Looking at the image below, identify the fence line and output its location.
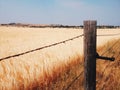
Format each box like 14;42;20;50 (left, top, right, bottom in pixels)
65;37;120;90
64;62;84;90
62;31;120;90
0;32;120;61
0;34;84;61
64;70;84;90
97;33;120;36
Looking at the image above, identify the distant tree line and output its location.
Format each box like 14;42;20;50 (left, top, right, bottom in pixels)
0;23;120;29
97;25;120;29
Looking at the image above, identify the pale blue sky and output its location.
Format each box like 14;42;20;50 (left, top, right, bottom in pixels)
0;0;120;25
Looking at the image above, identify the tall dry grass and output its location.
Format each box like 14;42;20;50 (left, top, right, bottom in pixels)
96;39;120;90
0;26;83;90
0;26;120;90
0;38;83;90
48;38;120;90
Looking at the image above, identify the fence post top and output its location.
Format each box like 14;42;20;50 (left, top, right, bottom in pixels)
84;20;97;22
84;20;97;25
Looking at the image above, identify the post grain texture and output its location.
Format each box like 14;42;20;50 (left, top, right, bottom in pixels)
84;21;97;90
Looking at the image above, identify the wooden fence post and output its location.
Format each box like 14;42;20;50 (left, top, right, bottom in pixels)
84;20;97;90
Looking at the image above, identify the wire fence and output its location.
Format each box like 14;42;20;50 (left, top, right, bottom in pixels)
1;33;120;61
65;36;120;90
0;31;120;89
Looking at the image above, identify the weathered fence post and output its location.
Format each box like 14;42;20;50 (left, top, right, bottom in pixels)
84;20;97;90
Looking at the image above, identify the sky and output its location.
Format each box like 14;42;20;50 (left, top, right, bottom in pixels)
0;0;120;25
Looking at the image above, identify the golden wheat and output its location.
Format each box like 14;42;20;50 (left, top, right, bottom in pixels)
0;26;120;90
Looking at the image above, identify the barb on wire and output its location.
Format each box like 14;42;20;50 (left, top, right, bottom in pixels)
0;34;84;61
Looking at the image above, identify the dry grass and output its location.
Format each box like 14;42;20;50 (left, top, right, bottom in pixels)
0;26;83;90
96;39;120;90
0;26;120;90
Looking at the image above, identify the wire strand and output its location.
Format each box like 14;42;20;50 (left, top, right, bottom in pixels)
0;34;83;61
64;71;84;90
100;39;120;56
97;33;120;36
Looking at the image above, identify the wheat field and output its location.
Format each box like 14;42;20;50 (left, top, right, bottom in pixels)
0;26;120;90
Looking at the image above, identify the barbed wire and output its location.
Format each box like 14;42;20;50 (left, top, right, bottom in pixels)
64;70;84;90
1;32;120;61
0;34;84;61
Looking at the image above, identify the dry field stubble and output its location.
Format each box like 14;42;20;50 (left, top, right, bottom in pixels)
0;26;120;90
